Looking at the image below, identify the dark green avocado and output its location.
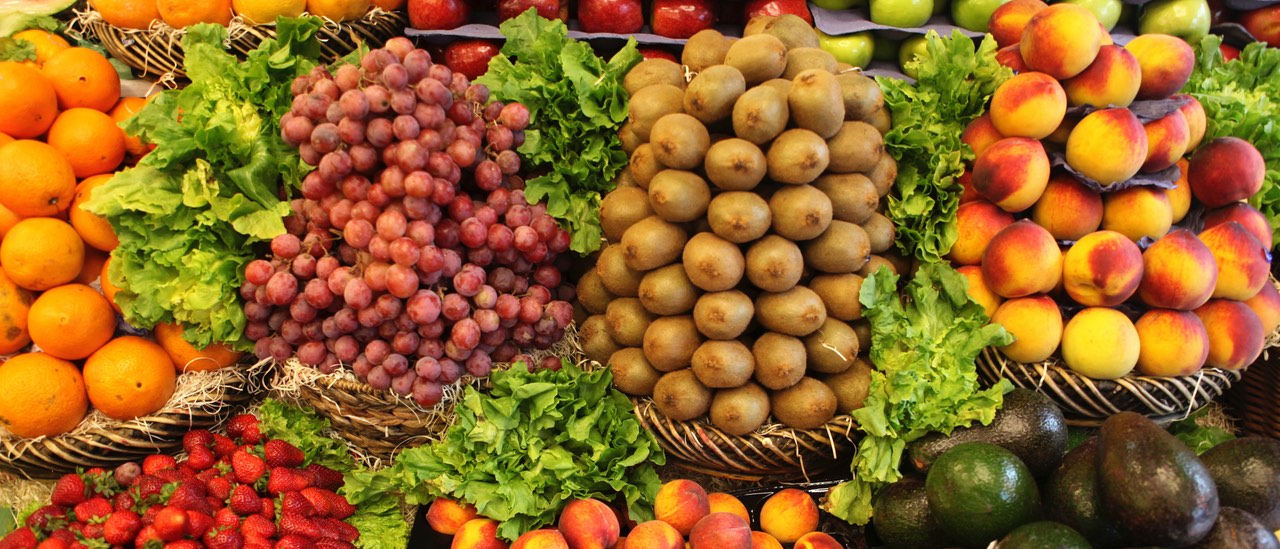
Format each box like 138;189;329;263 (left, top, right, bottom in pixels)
908;387;1069;478
1200;436;1280;531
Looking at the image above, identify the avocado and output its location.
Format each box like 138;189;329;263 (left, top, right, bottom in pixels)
908;388;1069;478
926;441;1042;548
1189;507;1280;549
1097;411;1220;547
1043;437;1126;549
996;521;1091;549
872;475;952;549
1200;437;1280;531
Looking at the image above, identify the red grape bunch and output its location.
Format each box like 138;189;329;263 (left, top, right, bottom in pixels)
241;37;576;407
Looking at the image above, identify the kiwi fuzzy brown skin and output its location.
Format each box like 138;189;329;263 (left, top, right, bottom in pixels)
710;382;771;435
649;113;711;170
862;212;896;254
707;191;772;243
851;320;871;355
684;65;747;124
683;29;734;73
576;269;616;315
788;69;846;139
629;143;665;189
803;220;871;274
752;331;807;390
760;78;793;95
628;84;685;142
610;347;663;397
857;255;898;278
642;315;703;372
638;263;701;316
803;317;860;374
745;235;805;293
836;71;885;122
766;129;831;185
732;85;789;146
596;244;645;297
823;358;872;415
783;47;837;80
682;232;746;292
866;153;898;197
768;184;834;241
770;377;838;429
621;215;688;271
755;285;828;337
600;186;655;243
613;166;640;189
704;138;767;192
606;297;655;347
624;58;687;96
652;369;713;421
866;105;892;135
826;121;884;173
809;273;864;321
618;122;641;156
647;169;712;223
580;314;623;365
691;339;756;388
814;173;879;225
723;33;788;85
742;14;776;36
762;13;820;49
693;290;755;340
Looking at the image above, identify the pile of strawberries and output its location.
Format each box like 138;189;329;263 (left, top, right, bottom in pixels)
0;414;359;549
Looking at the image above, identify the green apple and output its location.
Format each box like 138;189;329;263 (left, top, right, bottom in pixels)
951;0;1010;32
812;0;867;9
818;30;876;68
1060;0;1123;30
898;35;931;79
870;0;935;27
1138;0;1211;44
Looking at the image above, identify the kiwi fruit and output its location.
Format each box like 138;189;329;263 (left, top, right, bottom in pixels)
691;339;755;388
745;235;804;292
836;71;884;122
814;173;879;225
804;220;871;274
809;273;864;321
628;84;685;142
763;14;821;50
579;314;622;365
614;166;639;189
766;129;830;185
621;216;688;271
600;186;655;242
610;347;663;397
742;14;776;36
710;382;771;435
768;184;833;241
596;244;644;297
707;191;771;243
866;153;898;198
761;78;792;95
684;65;746;124
803;317;859;374
883;252;914;276
638;263;700;316
783;47;837;80
648;169;712;223
605;297;655;347
704;138;767;191
862;212;896;254
834;61;854;72
649;113;711;170
693;290;754;340
731;85;789;146
752;331;807;390
826;121;883;173
576;269;616;315
866;105;892;135
643;316;703;372
618;122;641;156
851;319;871;355
652;369;713;421
723;34;788;85
770;377;838;429
683;30;734;73
755;285;828;337
623;58;686;96
823;358;872;414
629;143;665;189
682;232;746;292
858;254;898;278
788;69;845;138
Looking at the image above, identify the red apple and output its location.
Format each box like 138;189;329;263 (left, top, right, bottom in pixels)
638;47;680;62
444;39;501;81
578;0;644;33
1242;5;1280;47
651;0;716;39
497;0;568;22
408;0;469;29
744;0;814;25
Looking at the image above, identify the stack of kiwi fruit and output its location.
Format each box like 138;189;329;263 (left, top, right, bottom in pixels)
576;14;904;435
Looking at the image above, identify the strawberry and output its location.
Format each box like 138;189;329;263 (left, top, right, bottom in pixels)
298;489;332;517
204;527;244;549
280;492;315;518
50;475;88;507
162;540;202;549
259;498;275;520
141;504;163;526
213;507;240;530
313;518;358;543
314;540;355;549
231;450;266;485
266;467;311;495
112;492;135;512
225;415;259;441
240;424;263;445
279;514;321;540
72;497;112;523
263;439;305;468
302;464;344;491
80;523;104;540
34;538;67;549
152;507;189;542
0;527;38;549
102;510;141;545
324;493;355;521
186;447;217;472
207;495;227;512
229;484;261;516
185;510;215;539
239;514;275;539
85;467;106;476
196;468;221;486
211;434;238;458
142;455;178;476
273;535;316;549
206;476;234;500
24;505;67;533
154;469;181;484
242;537;273;549
44;531;74;546
131;475;167;503
133;524;161;547
166;483;209;513
182;430;213;453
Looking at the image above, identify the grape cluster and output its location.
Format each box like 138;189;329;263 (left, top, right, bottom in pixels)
241;37;575;407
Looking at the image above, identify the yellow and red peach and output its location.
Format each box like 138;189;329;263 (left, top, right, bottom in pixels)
1060;307;1140;379
981;220;1064;298
951;199;1016;266
1062;230;1144;307
1031;173;1103;241
793;532;844;549
1194;299;1266;370
1141;110;1190;173
654;479;711;536
1135;308;1210;376
958;265;1004;319
452;518;510;549
428;498;481;536
1203;202;1274;250
1020;3;1104;79
1168;158;1192;223
996;44;1031;73
988;72;1068;140
1101;186;1172;242
759;489;819;544
511;529;569;549
1045;114;1081;145
707;493;751;524
958;170;982;205
1137;228;1219;310
1066;107;1149;186
624;521;684;549
1174;94;1207;150
1245;280;1280;335
962;114;1004;159
1200;221;1271;301
1125;34;1196;100
558;499;620;549
1062;44;1142;108
1188;137;1267;209
972;137;1051;212
689;513;753;549
989;0;1049;48
991;294;1064;362
751;531;785;549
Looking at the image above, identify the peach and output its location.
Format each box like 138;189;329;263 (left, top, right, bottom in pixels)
655;480;710;536
988;72;1068;140
1168;158;1192;223
1174;94;1207;150
1062;44;1142;108
958;265;1004;319
558;499;620;549
1137;229;1218;311
991;294;1064;363
962;114;1004;159
624;521;683;549
793;532;844;549
958;170;982;205
1031;173;1103;241
1019;3;1104;79
1135;308;1210;376
751;531;784;549
1203;202;1274;250
1062;230;1144;307
981;220;1064;298
707;493;751;524
996;44;1031;73
511;529;569;549
1125;33;1196;100
989;0;1048;48
950;200;1016;265
1194;299;1266;370
689;513;752;549
1101;186;1172;242
1060;306;1140;379
1065;107;1148;186
759;489;819;544
1200;221;1271;301
452;518;510;549
1188;137;1266;209
428;498;480;535
1245;280;1280;335
972;137;1051;212
1140;110;1190;173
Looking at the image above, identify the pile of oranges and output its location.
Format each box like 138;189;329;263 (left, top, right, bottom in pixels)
90;0;406;28
0;39;242;440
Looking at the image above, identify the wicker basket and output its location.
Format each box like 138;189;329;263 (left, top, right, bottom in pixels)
71;8;407;78
632;398;860;482
1227;351;1280;438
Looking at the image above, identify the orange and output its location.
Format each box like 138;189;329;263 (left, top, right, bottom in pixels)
91;0;163;29
306;0;371;21
154;322;244;372
83;336;176;421
232;0;306;24
108;96;151;158
70;175;120;252
28;283;116;360
77;248;110;285
41;47;121;112
100;257;123;313
46;108;127;178
0;62;58;138
0;269;34;354
0;203;20;239
11;29;71;66
0;352;88;438
0;218;85;291
0;132;12;147
0;140;77;217
157;0;234;27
